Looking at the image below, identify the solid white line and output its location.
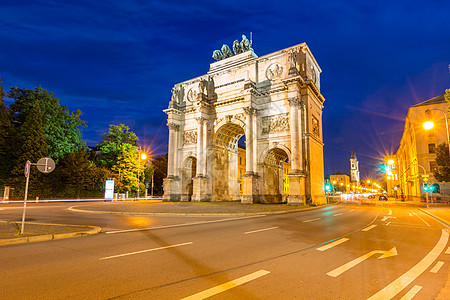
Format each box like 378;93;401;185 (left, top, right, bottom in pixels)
388;209;392;215
362;225;377;232
430;261;444;273
100;242;193;260
333;213;344;216
446;247;450;254
368;229;449;300
413;212;430;227
317;238;349;251
105;215;266;234
244;226;279;235
399;285;422;300
302;218;321;223
181;270;270;300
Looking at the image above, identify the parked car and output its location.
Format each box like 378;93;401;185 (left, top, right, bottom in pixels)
368;195;375;199
379;195;388;201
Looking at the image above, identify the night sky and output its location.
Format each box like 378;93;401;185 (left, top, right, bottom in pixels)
1;1;449;180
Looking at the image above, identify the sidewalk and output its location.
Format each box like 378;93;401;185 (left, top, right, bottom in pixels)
0;220;101;246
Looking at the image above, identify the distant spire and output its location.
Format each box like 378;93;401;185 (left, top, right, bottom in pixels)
250;32;252;47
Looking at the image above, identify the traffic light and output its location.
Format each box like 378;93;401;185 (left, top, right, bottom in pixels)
325;183;332;192
429;184;435;192
423;184;429;192
383;165;391;172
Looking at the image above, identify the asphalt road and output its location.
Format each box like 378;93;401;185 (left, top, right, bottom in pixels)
1;202;450;299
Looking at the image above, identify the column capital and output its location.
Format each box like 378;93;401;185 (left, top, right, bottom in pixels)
288;97;301;107
243;107;255;115
195;116;206;124
167;122;180;131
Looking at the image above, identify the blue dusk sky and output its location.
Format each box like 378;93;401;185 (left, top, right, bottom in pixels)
1;0;449;179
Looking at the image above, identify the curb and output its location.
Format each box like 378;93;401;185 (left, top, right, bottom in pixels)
418;209;450;228
0;222;102;246
68;203;332;217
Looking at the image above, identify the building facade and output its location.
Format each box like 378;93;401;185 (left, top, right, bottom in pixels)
386;94;449;200
330;172;350;193
163;38;326;204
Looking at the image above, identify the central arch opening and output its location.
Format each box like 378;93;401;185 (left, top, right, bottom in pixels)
181;156;196;201
263;148;290;203
212;122;245;201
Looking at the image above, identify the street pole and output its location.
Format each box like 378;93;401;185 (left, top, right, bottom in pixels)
20;173;30;234
151;174;154;197
137;148;141;200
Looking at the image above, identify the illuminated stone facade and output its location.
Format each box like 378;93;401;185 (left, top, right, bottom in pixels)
163;42;326;204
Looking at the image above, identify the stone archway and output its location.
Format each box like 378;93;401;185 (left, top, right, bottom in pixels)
262;148;290;203
180;156;196;201
212;122;245;201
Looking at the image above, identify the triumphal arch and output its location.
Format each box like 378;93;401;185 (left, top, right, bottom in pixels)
163;36;326;205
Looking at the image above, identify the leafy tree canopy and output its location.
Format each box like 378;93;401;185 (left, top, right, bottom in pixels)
7;86;86;161
98;124;138;169
433;142;450;182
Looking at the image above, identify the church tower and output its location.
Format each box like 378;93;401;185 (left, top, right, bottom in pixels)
350;151;360;185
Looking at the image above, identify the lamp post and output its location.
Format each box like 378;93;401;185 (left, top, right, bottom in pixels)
137;149;147;199
423;108;450;157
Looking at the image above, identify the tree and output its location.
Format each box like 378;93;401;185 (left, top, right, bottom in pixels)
433;143;450;182
97;124;138;169
7;86;86;161
151;154;168;195
0;77;11;185
111;143;145;195
54;148;111;198
9;101;48;197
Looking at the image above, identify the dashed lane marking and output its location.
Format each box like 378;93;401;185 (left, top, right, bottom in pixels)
100;242;193;260
399;285;422;300
388;209;392;215
333;213;344;216
409;213;413;217
446;247;450;254
302;218;321;223
181;270;270;300
362;225;377;232
244;227;279;235
430;261;444;273
316;238;349;251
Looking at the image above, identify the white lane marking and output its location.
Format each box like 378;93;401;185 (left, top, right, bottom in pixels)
386;222;391;226
368;229;449;300
362;225;377;232
399;285;422;300
430;261;444;273
244;226;279;235
302;218;321;223
333;213;344;216
105;215;265;234
381;216;396;222
446;247;450;254
388;209;392;215
327;247;397;277
317;238;349;251
409;213;413;217
100;242;193;260
181;270;270;300
349;209;355;212
412;212;430;227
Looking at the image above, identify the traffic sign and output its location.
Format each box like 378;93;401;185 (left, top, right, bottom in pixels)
24;160;31;177
37;157;55;173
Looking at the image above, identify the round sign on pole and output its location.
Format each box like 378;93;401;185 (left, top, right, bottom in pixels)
24;160;31;177
37;157;55;173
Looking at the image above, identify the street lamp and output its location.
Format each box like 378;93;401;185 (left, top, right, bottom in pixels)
137;149;147;199
423;108;450;157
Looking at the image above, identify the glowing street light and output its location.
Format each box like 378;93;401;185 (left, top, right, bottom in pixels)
423;109;450;157
137;149;148;199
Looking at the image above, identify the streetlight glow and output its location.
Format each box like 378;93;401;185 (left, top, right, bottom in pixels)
423;121;434;130
387;159;394;165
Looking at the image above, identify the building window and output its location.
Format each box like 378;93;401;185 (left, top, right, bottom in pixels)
428;143;436;154
430;161;437;173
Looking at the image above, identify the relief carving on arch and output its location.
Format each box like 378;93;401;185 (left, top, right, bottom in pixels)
183;130;198;145
262;113;290;134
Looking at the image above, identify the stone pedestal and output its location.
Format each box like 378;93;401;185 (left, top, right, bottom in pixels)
287;173;306;204
192;176;210;202
163;177;181;202
242;174;260;203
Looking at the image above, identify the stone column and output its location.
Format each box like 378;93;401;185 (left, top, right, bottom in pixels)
244;107;253;174
288;97;300;172
252;109;258;174
167;122;179;177
195;117;205;176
